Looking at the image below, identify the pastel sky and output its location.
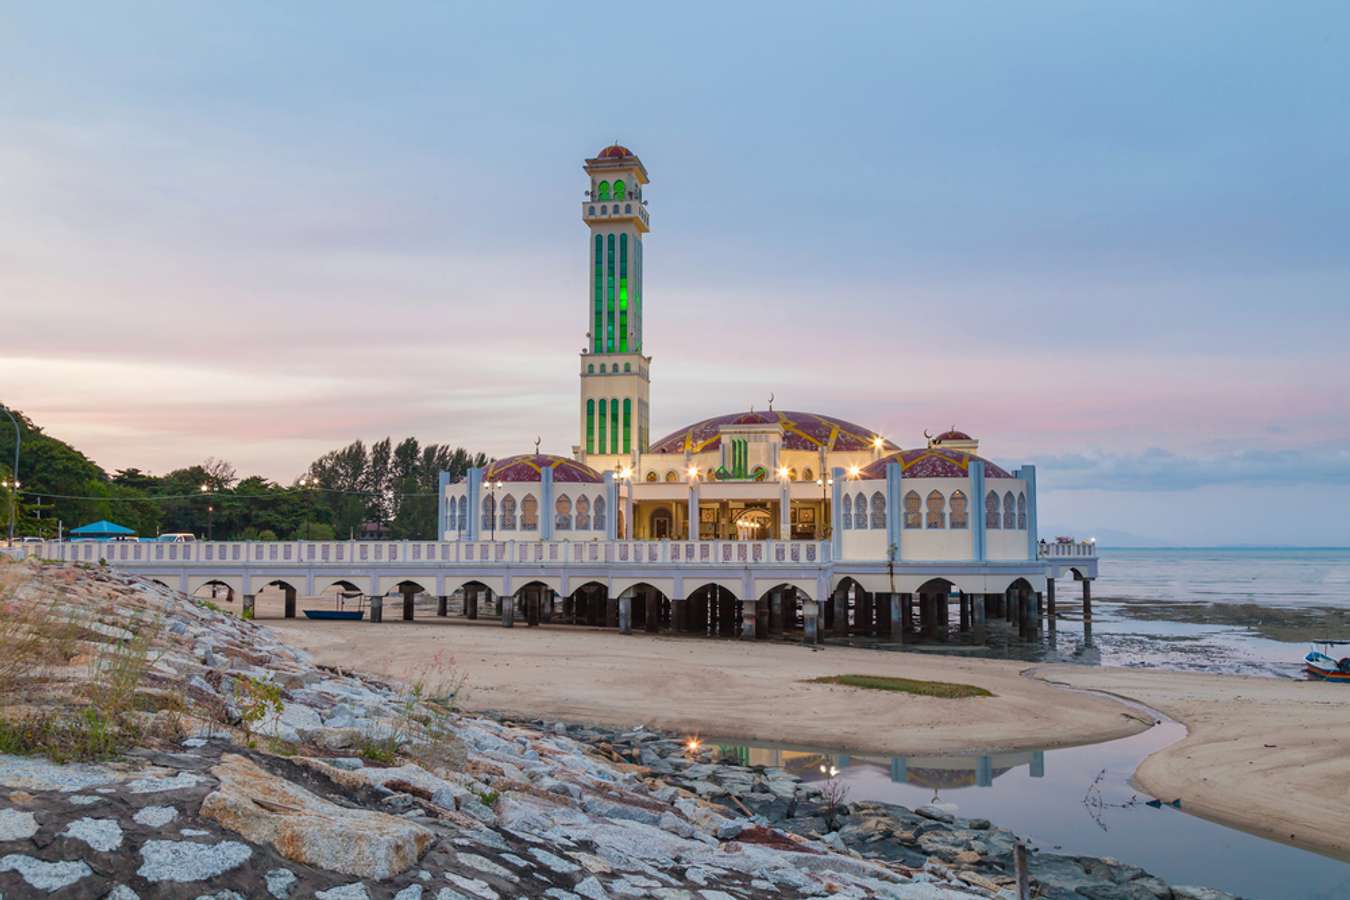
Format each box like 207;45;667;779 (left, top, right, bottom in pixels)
2;2;1348;545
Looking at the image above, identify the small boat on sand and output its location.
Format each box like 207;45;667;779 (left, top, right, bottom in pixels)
1304;641;1350;682
303;591;365;622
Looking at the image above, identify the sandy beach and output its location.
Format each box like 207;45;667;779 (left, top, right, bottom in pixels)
257;594;1350;860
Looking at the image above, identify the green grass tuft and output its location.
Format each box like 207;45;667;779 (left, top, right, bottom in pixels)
805;674;992;699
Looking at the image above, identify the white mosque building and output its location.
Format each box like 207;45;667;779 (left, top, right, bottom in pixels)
435;144;1097;641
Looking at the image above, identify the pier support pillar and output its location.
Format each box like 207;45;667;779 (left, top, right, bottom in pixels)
803;599;820;644
972;592;987;641
958;592;970;633
672;597;686;632
740;599;757;640
242;594;256;621
401;585;417;621
901;594;913;642
368;595;382;624
437;595;448;617
501;594;514;628
876;592;892;639
1082;578;1093;621
606;595;618;628
769;590;784;637
1035;591;1044;627
887;594;903;641
1046;578;1056;621
283;586;296;619
645;589;659;633
619;595;632;634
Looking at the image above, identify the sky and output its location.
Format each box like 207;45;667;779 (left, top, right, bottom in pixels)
2;1;1348;545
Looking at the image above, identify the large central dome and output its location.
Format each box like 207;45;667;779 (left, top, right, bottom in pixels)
648;410;897;455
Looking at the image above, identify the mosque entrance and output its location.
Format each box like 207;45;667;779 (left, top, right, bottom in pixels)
735;508;773;540
650;508;673;539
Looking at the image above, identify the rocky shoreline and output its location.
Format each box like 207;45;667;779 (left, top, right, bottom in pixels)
0;560;1238;898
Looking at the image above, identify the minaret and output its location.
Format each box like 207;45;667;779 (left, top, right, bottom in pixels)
577;144;651;465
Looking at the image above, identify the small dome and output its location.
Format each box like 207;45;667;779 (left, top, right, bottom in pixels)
597;144;633;159
649;410;896;454
484;454;603;484
859;448;1013;480
935;429;972;441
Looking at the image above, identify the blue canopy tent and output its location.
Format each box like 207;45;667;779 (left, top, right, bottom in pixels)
68;519;137;541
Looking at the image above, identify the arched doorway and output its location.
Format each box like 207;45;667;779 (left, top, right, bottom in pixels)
734;508;772;540
686;583;742;637
566;581;610;627
915;578;956;642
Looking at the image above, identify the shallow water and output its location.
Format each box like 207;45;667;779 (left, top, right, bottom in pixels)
1096;547;1350;609
716;725;1350;900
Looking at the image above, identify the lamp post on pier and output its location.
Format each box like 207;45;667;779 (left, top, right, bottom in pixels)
199;484;214;541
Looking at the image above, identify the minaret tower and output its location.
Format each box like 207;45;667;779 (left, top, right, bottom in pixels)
577;144;651;466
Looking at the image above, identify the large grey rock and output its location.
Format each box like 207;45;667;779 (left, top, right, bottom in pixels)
133;805;179;828
137;839;253;882
200;754;433;880
1172;888;1239;900
126;771;202;794
0;754;116;792
0;808;39;841
315;883;372;900
61;815;124;852
266;867;298;898
0;853;93;890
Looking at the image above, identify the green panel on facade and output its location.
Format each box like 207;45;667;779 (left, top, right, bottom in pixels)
586;399;595;454
598;398;607;454
592;234;603;353
623;398;631;454
606;234;615;353
619;234;628;353
611;398;619;454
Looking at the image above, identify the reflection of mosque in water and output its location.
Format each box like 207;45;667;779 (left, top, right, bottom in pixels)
721;745;1046;790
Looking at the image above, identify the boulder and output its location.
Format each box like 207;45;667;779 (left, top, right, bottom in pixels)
200;753;434;880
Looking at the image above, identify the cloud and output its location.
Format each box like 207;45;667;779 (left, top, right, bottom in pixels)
1038;447;1350;492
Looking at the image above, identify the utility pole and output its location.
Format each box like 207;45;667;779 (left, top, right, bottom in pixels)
1;405;19;547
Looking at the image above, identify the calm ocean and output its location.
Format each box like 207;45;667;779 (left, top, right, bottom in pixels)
1094;547;1350;608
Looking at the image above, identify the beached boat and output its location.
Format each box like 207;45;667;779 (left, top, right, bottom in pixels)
1304;642;1350;682
303;591;364;622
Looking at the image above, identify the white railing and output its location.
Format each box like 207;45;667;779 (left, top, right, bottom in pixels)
1037;540;1097;559
37;539;830;568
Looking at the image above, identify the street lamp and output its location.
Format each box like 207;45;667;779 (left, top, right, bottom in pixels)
297;475;316;540
814;474;834;540
1;405;19;547
199;484;213;541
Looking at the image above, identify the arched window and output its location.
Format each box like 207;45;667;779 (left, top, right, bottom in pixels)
587;363;594;373
870;491;886;529
612;363;620;373
1003;491;1016;530
788;467;798;480
481;495;495;530
926;490;946;529
593;495;607;531
624;362;631;372
1017;492;1027;530
645;471;657;482
447;496;457;532
853;493;868;530
842;494;853;529
575;494;591;529
597;181;610;201
500;494;517;530
665;471;678;482
613;179;625;200
601;205;608;215
625;203;632;213
588;205;595;215
458;496;468;532
903;490;922;529
802;468;814;482
986;491;1000;529
555;494;572;530
949;490;968;529
520;495;538;530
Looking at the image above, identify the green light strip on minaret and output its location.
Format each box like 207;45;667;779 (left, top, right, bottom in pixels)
623;398;631;454
586;399;595;454
606;234;615;353
592;234;603;353
598;398;607;453
634;239;642;352
611;398;619;454
619;234;628;353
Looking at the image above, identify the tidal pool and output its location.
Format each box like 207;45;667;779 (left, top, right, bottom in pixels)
714;723;1350;900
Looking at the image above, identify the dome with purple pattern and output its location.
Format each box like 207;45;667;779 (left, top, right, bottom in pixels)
649;410;896;455
484;454;603;484
859;448;1013;480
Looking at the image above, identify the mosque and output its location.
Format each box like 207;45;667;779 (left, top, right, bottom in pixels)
443;144;1036;557
435;144;1096;641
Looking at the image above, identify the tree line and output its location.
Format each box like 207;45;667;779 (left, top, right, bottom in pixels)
0;407;486;541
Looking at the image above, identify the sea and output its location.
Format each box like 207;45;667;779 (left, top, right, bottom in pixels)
962;547;1350;678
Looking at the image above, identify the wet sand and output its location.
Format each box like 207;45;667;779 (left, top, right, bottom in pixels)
258;595;1145;757
1032;664;1350;860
